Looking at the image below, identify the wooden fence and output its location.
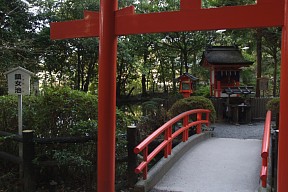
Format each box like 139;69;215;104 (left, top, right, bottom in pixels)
0;130;94;192
0;128;138;191
211;97;277;122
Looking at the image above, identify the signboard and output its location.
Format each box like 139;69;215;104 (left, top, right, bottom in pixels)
258;77;269;91
4;67;34;95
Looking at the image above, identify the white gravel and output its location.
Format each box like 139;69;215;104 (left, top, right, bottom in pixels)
211;121;265;140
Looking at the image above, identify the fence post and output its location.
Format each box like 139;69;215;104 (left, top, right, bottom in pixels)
127;125;138;187
272;129;279;190
22;130;35;192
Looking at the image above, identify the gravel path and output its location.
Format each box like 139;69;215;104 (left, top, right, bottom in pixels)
211;121;266;140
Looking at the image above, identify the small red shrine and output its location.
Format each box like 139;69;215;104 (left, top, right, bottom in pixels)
200;46;253;97
175;72;198;98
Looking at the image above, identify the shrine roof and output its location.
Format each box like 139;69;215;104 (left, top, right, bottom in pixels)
200;46;254;66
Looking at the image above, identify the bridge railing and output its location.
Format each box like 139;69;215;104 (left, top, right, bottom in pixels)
260;110;272;188
134;109;211;180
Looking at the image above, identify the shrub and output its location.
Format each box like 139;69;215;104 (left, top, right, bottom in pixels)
0;86;132;191
266;98;280;113
167;96;216;122
193;85;210;97
136;98;168;138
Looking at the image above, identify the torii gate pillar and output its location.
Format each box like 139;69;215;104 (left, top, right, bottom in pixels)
97;0;117;191
278;1;288;191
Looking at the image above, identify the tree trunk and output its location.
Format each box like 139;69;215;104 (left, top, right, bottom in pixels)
171;57;177;93
273;50;278;97
256;29;263;98
116;59;124;98
180;52;184;75
142;52;148;96
83;56;96;92
141;74;147;96
76;48;81;90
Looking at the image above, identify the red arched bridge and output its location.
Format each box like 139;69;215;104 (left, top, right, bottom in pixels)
133;109;272;192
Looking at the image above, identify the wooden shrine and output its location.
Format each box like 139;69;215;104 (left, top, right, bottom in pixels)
200;46;253;97
175;72;198;98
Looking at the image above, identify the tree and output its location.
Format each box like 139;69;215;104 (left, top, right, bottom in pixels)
33;0;100;90
0;0;37;95
262;28;281;97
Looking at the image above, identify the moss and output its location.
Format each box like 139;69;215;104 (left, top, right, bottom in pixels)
167;96;216;122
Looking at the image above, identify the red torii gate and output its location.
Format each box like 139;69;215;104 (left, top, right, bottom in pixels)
50;0;288;191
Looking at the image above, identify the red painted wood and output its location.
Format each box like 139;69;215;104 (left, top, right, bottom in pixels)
134;109;210;179
260;111;271;188
261;111;271;160
261;166;267;187
51;2;284;40
50;11;99;40
180;0;201;10
97;0;117;191
116;3;283;35
196;113;202;134
278;1;288;191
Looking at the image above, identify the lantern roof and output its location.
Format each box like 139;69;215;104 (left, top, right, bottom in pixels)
175;72;198;82
200;46;253;66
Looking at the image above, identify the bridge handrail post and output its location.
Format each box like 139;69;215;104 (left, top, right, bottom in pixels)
143;147;148;180
206;112;210;127
164;125;172;157
196;112;202;134
183;115;189;142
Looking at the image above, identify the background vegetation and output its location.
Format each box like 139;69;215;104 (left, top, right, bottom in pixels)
0;0;282;98
0;87;132;191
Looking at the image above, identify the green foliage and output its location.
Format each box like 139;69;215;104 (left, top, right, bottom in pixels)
136;98;167;137
0;86;133;190
142;98;164;115
204;0;255;7
52;149;92;168
0;95;18;131
266;98;280;113
193;85;210;97
22;86;97;137
167;96;216;122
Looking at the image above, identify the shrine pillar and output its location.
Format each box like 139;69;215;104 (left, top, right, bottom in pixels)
97;0;118;191
278;0;288;191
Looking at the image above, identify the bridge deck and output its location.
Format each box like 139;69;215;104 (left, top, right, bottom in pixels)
151;123;264;192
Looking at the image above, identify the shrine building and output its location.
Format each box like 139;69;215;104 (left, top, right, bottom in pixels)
200;46;253;97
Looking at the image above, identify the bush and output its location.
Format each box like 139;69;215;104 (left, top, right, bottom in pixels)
0;95;18;132
167;96;216;122
266;98;280;113
136;98;168;139
0;86;132;191
193;85;210;97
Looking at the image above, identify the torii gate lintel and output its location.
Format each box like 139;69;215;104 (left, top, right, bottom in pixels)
51;0;284;40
